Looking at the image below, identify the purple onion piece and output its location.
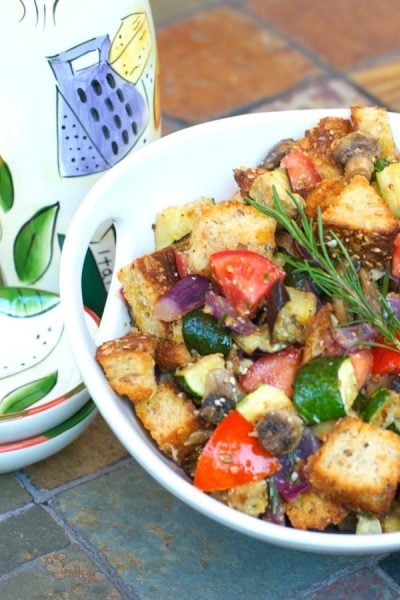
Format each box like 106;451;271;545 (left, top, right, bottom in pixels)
274;428;321;502
154;275;211;321
204;290;258;335
330;322;377;351
263;477;286;526
386;294;400;319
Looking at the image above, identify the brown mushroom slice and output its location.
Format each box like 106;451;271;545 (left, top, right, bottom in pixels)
259;138;297;170
256;408;304;455
332;132;379;182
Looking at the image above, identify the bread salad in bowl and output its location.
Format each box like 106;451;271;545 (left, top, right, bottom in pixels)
58;105;400;552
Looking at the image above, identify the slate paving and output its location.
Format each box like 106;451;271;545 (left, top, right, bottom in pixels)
2;1;400;598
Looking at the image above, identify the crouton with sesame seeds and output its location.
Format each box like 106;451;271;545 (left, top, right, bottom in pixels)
306;416;400;516
96;329;158;402
134;379;202;462
321;175;400;271
298;116;353;179
351;105;398;160
187;198;277;276
118;246;180;339
284;489;349;531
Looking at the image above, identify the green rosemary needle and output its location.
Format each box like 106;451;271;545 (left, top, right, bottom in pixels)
245;188;400;351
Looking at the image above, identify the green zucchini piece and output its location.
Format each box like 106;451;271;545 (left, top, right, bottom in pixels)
175;353;225;400
360;387;400;428
356;513;382;535
236;384;293;424
293;356;357;424
182;309;232;356
376;162;400;218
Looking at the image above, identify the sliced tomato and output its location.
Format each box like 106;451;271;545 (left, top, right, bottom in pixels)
392;233;400;278
372;334;400;375
174;250;190;278
281;146;321;194
210;249;285;316
350;349;373;389
193;410;280;492
239;346;302;398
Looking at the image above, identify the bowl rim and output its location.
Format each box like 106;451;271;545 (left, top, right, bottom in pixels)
60;108;400;554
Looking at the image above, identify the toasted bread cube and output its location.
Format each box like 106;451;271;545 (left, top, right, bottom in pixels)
118;246;179;338
284;489;348;531
187;199;276;275
154;197;214;249
96;330;157;402
351;105;398;160
233;166;268;198
322;175;400;270
155;338;193;372
135;380;201;461
214;480;268;517
299;116;352;179
306;416;400;516
305;177;345;218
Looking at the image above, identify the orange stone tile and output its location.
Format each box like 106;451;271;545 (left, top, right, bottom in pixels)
24;414;128;490
351;57;400;111
157;7;319;123
247;0;400;70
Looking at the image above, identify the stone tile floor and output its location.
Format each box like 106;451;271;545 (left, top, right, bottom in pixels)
2;1;400;598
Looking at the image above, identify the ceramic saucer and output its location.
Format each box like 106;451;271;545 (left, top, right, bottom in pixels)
0;287;99;443
0;399;97;473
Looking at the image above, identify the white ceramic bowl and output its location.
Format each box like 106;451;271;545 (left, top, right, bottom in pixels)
59;109;400;554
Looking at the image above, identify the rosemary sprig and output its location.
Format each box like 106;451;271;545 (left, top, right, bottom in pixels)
245;189;400;351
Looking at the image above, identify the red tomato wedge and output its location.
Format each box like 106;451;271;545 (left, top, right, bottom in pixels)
210;249;285;316
239;346;302;398
350;349;373;389
372;334;400;375
193;410;280;492
392;233;400;278
281;146;321;193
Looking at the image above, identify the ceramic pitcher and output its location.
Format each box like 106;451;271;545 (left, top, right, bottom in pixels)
0;0;160;314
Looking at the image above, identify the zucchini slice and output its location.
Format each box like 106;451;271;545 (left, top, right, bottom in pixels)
360;387;400;428
376;162;400;218
293;356;357;424
182;309;232;356
175;353;225;400
236;383;293;424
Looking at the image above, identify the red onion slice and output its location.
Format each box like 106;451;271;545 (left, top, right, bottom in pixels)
386;294;400;319
330;323;377;351
204;290;258;335
154;275;211;321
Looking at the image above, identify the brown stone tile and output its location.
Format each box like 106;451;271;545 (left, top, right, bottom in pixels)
151;0;219;27
24;414;128;489
247;0;400;70
252;79;371;111
351;56;400;111
157;7;319;123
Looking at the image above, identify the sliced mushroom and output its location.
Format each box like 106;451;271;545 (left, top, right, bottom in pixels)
256;408;304;455
259;138;297;170
332;132;379;181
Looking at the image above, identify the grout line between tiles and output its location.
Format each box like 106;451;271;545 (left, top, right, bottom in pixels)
43;502;140;600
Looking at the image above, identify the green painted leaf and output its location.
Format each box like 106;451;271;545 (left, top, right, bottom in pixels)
14;203;60;284
0;287;59;317
0;371;58;415
0;156;14;212
58;233;107;316
44;399;95;438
